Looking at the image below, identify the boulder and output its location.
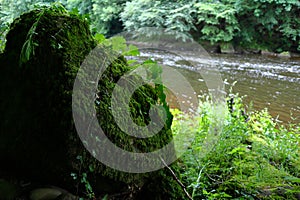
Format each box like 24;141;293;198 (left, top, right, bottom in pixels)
0;5;183;199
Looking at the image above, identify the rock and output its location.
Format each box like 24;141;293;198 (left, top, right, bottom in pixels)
30;188;62;200
30;187;77;200
0;6;96;187
0;5;184;199
278;51;291;58
261;50;278;57
220;43;235;54
261;50;293;58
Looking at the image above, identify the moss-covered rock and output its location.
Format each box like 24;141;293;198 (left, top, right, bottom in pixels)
0;5;183;199
0;5;96;187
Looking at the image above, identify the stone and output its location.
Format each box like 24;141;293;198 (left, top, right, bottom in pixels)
30;188;62;200
261;50;278;57
278;51;291;58
220;42;235;54
0;5;184;199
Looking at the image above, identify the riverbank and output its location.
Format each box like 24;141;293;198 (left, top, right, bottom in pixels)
199;41;300;59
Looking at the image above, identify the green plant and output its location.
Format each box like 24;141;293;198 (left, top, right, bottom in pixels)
194;2;240;44
231;0;300;52
71;155;95;199
121;0;196;41
94;33;139;56
172;90;300;199
19;2;68;65
90;0;127;36
0;26;8;52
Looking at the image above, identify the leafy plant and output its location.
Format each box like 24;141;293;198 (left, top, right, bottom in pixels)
121;0;196;41
71;155;95;199
194;2;240;44
95;34;139;56
19;2;68;65
172;91;300;199
231;0;300;52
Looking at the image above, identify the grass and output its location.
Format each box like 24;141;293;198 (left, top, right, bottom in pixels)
171;93;300;199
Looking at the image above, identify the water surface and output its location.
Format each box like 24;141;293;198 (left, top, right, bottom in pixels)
129;50;300;124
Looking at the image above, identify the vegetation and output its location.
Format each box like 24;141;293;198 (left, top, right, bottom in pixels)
1;0;299;53
0;2;299;200
172;93;300;199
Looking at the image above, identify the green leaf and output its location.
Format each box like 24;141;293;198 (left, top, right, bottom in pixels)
20;39;33;65
284;176;300;183
94;33;106;44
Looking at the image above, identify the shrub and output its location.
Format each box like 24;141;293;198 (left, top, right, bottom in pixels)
172;93;300;199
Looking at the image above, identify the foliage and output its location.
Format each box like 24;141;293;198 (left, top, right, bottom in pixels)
0;0;56;52
230;0;300;52
1;0;299;52
194;2;240;44
94;33;139;56
120;0;300;52
121;0;197;40
0;0;127;52
172;93;300;199
71;155;95;199
90;0;127;36
60;0;127;36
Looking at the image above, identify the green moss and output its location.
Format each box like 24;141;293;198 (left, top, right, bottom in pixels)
0;6;183;199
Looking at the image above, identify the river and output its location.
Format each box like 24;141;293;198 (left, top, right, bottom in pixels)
128;50;300;125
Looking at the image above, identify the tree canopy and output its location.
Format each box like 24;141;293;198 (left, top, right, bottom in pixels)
1;0;299;52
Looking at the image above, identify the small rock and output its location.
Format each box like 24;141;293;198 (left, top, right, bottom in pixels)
30;188;62;200
278;51;291;58
220;43;235;54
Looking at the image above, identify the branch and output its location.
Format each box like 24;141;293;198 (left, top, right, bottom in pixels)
160;156;193;200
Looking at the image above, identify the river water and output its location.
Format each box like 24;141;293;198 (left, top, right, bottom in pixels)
128;50;300;124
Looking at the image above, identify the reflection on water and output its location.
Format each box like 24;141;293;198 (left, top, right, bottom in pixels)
128;50;300;124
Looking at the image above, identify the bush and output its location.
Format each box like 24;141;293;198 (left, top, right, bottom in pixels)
172;93;300;199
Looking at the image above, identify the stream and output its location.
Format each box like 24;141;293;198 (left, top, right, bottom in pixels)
129;50;300;124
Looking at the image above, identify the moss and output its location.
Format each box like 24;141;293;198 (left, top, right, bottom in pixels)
0;6;184;199
0;6;96;185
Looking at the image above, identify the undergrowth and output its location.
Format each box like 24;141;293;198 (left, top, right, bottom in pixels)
171;93;300;199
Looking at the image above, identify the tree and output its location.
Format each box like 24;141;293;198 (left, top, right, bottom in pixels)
90;0;127;36
231;0;300;52
194;1;240;44
121;0;196;40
